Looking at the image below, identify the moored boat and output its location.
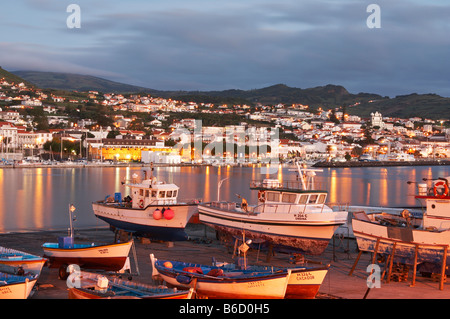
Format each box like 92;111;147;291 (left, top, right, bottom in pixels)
93;168;198;241
198;163;348;255
0;272;38;299
0;246;47;276
67;270;194;299
352;176;450;274
150;254;291;299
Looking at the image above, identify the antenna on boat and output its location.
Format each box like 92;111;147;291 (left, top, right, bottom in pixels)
289;162;322;190
68;204;76;238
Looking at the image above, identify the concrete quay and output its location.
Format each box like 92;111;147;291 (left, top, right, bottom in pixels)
1;224;449;300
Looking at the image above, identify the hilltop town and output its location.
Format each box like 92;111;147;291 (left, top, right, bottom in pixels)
0;73;449;166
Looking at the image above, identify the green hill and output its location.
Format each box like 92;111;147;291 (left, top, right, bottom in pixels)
12;70;152;93
0;67;35;87
10;69;450;120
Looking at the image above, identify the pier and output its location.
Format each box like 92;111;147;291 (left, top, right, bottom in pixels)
314;160;450;168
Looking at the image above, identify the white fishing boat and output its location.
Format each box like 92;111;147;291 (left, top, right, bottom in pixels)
197;163;348;255
0;246;47;276
352;176;450;277
0;272;38;299
93;167;198;241
150;254;291;299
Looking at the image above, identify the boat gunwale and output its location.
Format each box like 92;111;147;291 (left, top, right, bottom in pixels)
154;260;291;283
41;240;133;252
93;200;197;209
199;205;347;227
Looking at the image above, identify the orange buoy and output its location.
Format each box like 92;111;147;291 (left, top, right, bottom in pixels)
164;208;174;220
163;261;173;268
153;209;162;220
433;181;449;198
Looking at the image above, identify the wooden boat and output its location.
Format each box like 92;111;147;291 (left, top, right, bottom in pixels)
212;259;329;299
42;240;133;276
0;246;47;276
150;254;291;299
0;272;38;299
352;176;450;275
198;163;348;255
42;204;133;278
93;167;198;241
67;271;194;299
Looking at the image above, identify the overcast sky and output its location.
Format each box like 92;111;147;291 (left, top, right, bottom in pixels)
1;0;450;97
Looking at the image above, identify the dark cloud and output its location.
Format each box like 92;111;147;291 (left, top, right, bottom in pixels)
1;0;450;97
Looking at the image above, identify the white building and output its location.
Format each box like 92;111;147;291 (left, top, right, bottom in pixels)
371;111;384;129
141;150;181;164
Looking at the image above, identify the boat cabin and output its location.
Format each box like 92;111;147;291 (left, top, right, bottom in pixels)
128;179;179;209
260;189;327;205
250;178;329;214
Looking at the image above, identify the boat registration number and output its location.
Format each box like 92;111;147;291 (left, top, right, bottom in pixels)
98;248;109;254
294;272;314;281
0;287;12;295
247;281;265;288
294;213;307;220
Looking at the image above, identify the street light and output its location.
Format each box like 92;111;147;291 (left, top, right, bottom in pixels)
60;137;76;161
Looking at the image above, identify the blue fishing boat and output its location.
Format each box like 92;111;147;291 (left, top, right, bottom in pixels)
0;272;38;299
150;254;291;299
67;271;194;299
0;246;47;276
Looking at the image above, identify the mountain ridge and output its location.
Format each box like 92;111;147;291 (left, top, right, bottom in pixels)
10;70;450;120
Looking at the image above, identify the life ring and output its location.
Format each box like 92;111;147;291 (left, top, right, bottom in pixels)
258;190;266;202
433;181;449;198
139;199;144;209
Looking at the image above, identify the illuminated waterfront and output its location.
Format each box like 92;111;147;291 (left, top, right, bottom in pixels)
0;165;449;233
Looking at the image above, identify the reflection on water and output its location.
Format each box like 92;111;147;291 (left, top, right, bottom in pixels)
0;165;449;233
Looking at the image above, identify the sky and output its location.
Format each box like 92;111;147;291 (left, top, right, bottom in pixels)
1;0;450;97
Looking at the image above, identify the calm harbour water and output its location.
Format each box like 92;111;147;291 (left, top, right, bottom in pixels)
0;164;449;233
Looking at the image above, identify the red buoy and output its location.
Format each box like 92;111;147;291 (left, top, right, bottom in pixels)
153;209;162;220
164;208;174;220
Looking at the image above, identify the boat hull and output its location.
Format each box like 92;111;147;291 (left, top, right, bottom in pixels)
352;218;450;268
67;271;193;299
0;259;46;277
151;257;290;299
284;267;329;299
0;246;47;276
42;241;132;271
199;204;346;255
0;273;38;299
93;202;197;241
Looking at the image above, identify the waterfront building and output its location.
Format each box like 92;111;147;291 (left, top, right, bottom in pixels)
87;138;172;162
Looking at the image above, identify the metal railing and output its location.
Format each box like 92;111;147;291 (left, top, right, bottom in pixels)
249;180;324;190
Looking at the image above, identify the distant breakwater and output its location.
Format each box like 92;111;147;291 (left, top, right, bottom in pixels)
313;160;450;168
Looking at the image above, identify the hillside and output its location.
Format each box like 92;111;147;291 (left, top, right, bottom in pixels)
11;69;450;120
12;70;152;93
0;67;35;87
347;93;450;120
